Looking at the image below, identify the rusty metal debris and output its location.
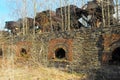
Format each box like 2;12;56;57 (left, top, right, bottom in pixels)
4;0;117;35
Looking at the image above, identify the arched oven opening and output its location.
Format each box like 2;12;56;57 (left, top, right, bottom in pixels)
109;47;120;65
20;48;27;56
55;48;66;59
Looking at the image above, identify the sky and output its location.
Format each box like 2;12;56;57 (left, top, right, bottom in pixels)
0;0;89;30
0;0;10;30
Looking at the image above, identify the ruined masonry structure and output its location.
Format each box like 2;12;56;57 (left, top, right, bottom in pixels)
1;1;120;77
49;26;120;72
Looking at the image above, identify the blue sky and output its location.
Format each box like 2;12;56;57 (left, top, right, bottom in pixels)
0;0;88;30
0;0;10;30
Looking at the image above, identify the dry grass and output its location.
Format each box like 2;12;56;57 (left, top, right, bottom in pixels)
0;58;87;80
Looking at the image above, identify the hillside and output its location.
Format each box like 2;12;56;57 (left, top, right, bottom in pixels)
0;58;87;80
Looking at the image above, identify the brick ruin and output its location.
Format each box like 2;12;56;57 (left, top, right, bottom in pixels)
0;0;120;75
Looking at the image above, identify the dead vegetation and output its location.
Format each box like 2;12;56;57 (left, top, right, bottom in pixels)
0;58;87;80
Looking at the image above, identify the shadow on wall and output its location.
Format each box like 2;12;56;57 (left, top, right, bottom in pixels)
96;35;104;63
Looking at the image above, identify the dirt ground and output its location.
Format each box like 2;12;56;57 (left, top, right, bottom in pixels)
0;58;87;80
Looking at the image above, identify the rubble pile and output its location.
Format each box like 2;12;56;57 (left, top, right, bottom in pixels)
4;0;116;35
35;10;62;32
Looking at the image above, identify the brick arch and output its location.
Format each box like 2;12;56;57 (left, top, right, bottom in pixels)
102;34;120;64
102;41;120;65
48;38;73;61
53;44;68;53
108;42;120;65
15;41;32;57
0;41;32;59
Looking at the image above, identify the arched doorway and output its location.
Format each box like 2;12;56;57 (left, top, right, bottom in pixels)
48;39;73;61
55;48;66;59
109;47;120;65
20;48;27;56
